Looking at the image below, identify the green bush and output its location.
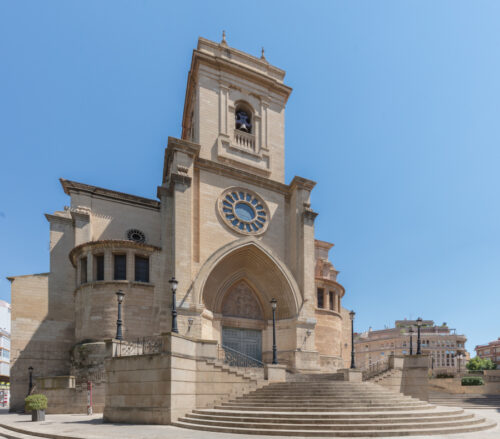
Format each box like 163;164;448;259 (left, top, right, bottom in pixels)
25;394;48;411
466;356;497;371
436;373;455;378
461;377;484;386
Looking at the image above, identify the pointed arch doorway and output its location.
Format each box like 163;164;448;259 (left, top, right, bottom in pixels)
220;280;264;361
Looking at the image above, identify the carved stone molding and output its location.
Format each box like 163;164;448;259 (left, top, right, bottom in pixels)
221;281;263;320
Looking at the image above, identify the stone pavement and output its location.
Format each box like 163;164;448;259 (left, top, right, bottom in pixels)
0;409;498;439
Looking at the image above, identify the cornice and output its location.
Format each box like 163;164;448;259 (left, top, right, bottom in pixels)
290;176;317;192
197;37;287;81
74;280;155;295
193;49;292;100
7;272;49;282
45;213;73;225
162;137;201;184
315;239;334;250
69;239;161;266
315;308;342;319
196;157;290;196
60;179;160;210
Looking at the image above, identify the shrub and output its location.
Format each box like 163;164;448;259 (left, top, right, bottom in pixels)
466;356;497;371
436;373;455;378
461;377;484;386
25;394;48;411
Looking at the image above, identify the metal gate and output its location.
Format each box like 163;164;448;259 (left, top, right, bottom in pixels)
222;327;262;362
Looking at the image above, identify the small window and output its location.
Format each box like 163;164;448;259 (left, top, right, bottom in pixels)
135;255;149;283
80;256;88;284
317;288;324;308
329;291;334;310
95;255;104;281
114;254;126;280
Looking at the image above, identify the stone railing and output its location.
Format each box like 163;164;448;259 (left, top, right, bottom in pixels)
234;129;256;152
362;357;391;380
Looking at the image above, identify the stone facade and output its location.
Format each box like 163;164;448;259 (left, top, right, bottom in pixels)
475;338;500;367
9;36;351;413
355;319;467;375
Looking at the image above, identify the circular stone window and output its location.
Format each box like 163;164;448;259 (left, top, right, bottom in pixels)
218;188;270;235
126;229;146;243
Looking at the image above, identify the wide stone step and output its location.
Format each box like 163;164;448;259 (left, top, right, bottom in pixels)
221;401;428;407
175;380;497;436
239;396;416;401
177;416;487;431
185;412;474;424
215;405;434;412
172;418;497;436
192;407;463;419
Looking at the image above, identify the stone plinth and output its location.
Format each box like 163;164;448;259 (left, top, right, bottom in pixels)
264;364;286;382
339;368;363;382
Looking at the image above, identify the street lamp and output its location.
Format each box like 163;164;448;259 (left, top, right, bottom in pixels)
457;353;464;374
28;366;33;396
416;317;423;355
349;310;356;369
270;298;278;364
409;327;414;355
115;290;125;340
169;277;179;333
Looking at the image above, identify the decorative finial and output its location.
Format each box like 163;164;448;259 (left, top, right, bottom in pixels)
221;30;227;45
261;46;266;60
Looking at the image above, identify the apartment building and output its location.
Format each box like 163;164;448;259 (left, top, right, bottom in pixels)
475;338;500;367
354;319;467;374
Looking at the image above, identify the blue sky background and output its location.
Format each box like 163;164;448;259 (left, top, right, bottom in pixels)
1;1;499;353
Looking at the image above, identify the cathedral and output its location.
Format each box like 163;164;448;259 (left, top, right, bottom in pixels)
9;35;351;413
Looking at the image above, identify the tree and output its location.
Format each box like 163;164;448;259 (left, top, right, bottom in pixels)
466;356;497;371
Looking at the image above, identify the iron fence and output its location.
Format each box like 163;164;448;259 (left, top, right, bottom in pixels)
217;344;264;368
115;337;163;357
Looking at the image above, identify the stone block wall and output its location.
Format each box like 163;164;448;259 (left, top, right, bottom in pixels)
103;333;261;424
373;355;430;401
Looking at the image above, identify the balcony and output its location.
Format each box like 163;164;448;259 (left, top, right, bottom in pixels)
233;129;256;153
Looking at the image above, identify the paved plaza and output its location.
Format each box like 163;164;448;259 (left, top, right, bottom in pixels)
0;409;498;439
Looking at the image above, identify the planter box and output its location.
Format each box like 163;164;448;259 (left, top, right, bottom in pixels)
32;410;45;422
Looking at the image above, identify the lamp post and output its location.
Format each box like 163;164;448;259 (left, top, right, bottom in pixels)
28;366;33;396
169;277;179;333
115;290;125;340
349;310;356;369
457;353;463;374
270;298;278;364
409;327;414;355
416;317;423;355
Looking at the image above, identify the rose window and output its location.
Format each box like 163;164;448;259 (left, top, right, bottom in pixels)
218;188;269;235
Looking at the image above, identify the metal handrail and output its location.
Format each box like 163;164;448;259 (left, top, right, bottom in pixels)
115;337;163;357
362;357;390;380
218;344;264;368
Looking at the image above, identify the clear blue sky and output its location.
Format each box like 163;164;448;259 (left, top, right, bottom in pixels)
1;1;499;353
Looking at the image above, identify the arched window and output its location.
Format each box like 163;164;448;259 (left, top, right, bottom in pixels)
235;103;253;134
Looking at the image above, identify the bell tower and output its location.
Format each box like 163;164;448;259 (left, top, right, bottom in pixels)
181;35;292;183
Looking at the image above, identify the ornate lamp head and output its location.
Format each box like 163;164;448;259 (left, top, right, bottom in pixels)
270;298;277;310
116;290;125;304
169;277;178;293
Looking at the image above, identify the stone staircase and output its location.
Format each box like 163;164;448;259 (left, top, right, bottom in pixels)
174;379;496;436
429;392;500;409
368;369;398;384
